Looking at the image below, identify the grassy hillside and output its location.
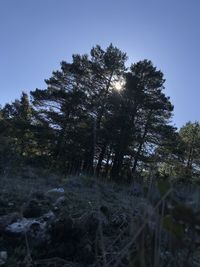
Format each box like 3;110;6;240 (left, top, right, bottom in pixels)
0;169;200;266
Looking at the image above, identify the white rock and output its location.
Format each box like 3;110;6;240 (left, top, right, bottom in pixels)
47;188;65;193
6;218;36;233
0;252;7;261
6;211;56;235
54;196;65;206
0;251;7;266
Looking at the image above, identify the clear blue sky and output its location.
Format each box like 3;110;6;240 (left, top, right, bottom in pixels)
1;0;200;128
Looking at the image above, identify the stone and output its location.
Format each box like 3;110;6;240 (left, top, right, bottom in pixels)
0;251;7;266
54;196;66;207
5;211;54;237
0;213;21;233
6;218;39;234
47;188;65;194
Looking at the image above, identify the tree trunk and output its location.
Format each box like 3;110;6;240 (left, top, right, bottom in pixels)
96;142;107;177
83;119;96;175
91;71;114;173
104;147;112;178
132;111;152;178
110;151;124;180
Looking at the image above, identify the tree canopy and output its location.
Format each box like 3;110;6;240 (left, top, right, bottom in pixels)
0;44;199;181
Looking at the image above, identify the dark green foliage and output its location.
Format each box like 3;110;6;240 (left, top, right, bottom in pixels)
179;121;200;176
0;93;35;171
157;121;200;179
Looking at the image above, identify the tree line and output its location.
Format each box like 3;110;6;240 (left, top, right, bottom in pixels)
0;44;199;181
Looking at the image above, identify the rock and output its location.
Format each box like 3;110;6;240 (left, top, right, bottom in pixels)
5;211;55;244
4;213;55;248
29;212;55;245
6;218;40;234
47;188;65;194
0;251;7;266
0;213;21;233
53;196;67;212
54;196;66;207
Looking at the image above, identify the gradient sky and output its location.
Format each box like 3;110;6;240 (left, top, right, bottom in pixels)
1;0;200;128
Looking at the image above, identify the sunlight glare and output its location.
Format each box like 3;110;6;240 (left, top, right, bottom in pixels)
112;78;125;91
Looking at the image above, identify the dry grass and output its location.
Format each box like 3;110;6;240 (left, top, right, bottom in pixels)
0;169;200;266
